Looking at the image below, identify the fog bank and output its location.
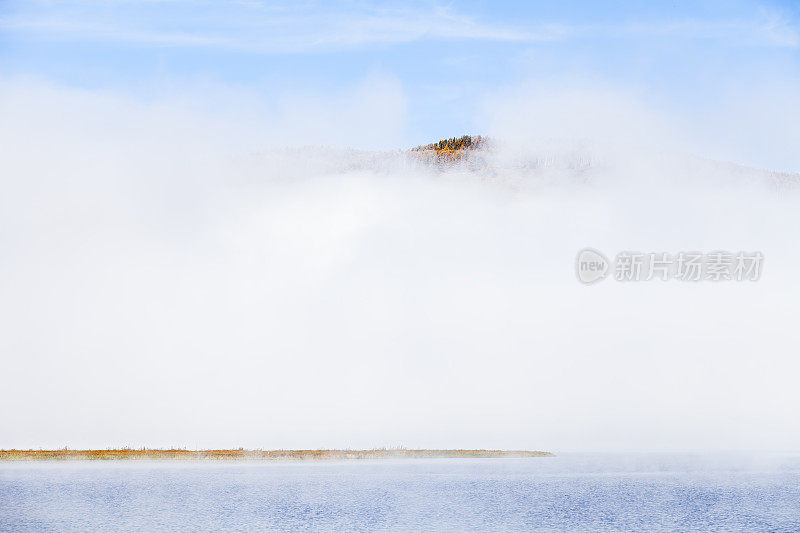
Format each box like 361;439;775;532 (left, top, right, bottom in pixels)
1;80;799;452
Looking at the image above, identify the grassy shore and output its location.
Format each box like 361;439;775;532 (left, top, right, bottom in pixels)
0;449;554;461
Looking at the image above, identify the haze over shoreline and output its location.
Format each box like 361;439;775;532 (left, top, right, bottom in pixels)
0;449;554;461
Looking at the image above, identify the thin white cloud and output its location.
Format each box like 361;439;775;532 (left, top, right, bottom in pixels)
2;1;795;52
619;15;799;48
0;3;565;52
0;17;231;47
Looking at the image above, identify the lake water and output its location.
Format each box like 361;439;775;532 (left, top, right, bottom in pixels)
2;453;800;531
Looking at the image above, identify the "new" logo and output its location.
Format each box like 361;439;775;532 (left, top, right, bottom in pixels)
575;248;609;284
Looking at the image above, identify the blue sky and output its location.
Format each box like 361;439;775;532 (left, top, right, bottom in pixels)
1;1;799;163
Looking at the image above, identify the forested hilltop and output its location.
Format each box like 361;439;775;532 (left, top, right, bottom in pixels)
407;135;493;169
251;135;799;189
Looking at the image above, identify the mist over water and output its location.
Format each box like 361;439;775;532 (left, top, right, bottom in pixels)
3;454;800;532
1;79;799;452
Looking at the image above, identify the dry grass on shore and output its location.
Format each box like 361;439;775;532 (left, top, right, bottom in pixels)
0;448;553;461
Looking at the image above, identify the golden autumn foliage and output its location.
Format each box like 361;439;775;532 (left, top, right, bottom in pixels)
410;135;490;152
0;448;553;461
406;135;493;170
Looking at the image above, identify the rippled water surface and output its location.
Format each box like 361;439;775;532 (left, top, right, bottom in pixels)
2;454;800;531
